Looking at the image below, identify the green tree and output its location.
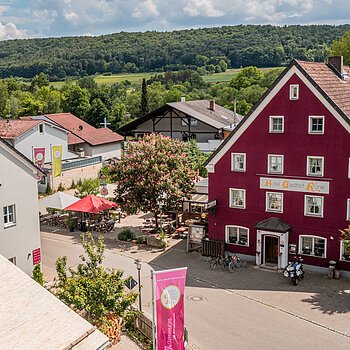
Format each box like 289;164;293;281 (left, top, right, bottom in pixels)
86;98;109;128
230;66;264;90
218;59;228;72
77;76;98;92
4;95;21;118
0;81;9;116
140;78;149;116
75;178;100;198
19;95;43;116
36;86;62;114
110;134;198;227
186;139;210;177
330;31;350;65
30;73;50;91
61;83;91;118
54;233;136;324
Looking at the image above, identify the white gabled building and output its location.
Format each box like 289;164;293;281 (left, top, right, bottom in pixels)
0;137;43;275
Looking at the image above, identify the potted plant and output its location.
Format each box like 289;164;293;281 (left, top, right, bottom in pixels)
66;217;77;232
343;241;350;260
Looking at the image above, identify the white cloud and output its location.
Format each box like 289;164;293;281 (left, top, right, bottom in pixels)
64;11;79;25
0;22;27;40
132;0;159;18
0;0;348;37
183;0;224;17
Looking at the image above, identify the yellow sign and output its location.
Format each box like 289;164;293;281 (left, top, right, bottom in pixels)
52;145;62;177
260;177;329;194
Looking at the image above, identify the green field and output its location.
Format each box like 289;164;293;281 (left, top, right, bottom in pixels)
50;67;277;88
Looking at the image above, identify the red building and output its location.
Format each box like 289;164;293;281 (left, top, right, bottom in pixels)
205;57;350;273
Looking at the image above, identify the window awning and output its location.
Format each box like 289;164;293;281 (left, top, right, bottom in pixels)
255;217;292;233
187;194;208;204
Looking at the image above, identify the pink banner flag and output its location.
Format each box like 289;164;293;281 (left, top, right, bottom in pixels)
33;147;45;169
154;267;187;350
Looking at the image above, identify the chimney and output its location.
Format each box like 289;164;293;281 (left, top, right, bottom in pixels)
209;100;216;111
181;96;186;102
328;56;344;78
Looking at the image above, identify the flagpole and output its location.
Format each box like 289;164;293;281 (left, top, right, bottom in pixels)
151;269;156;350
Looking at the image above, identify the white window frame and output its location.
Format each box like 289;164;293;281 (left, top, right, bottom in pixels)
225;225;249;246
269;116;284;133
307;156;324;177
181;117;198;126
299;235;327;258
304;195;324;217
347;199;350;221
231;153;246;172
268;154;284;174
229;188;246;209
266;191;283;213
308;116;324;134
340;240;350;261
289;84;299;100
39;124;44;134
3;204;16;228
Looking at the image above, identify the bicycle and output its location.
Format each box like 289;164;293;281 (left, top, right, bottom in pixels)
231;253;247;269
210;255;223;270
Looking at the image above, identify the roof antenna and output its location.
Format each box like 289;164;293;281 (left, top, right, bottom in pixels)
100;117;111;128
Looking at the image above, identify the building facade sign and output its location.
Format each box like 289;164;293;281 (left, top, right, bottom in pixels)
259;177;330;194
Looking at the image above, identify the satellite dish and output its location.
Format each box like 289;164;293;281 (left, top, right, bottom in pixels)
78;125;83;131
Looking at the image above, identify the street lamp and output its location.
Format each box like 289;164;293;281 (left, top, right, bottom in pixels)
134;258;142;312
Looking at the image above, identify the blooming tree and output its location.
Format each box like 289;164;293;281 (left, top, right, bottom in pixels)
110;133;198;227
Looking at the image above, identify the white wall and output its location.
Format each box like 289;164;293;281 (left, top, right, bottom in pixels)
0;145;41;276
91;142;122;160
14;123;78;163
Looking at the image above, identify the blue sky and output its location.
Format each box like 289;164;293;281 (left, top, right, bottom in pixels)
0;0;349;40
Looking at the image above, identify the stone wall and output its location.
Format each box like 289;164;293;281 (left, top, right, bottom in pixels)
52;162;102;190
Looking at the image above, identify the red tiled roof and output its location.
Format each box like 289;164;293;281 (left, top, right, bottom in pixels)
297;60;350;117
44;113;123;146
0;120;41;139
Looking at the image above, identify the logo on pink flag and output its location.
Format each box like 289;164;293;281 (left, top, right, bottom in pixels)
154;267;187;350
33;147;45;169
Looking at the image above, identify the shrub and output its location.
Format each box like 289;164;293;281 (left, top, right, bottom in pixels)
32;264;44;286
136;236;145;244
45;182;53;195
70;179;76;189
118;228;135;242
57;182;65;192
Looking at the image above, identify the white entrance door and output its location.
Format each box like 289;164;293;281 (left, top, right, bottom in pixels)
256;230;289;269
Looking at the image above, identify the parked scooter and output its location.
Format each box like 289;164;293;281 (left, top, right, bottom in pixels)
284;256;304;286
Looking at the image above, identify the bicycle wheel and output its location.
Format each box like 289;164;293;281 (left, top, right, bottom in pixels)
241;260;247;268
210;259;217;270
235;257;242;268
222;261;227;271
228;261;235;273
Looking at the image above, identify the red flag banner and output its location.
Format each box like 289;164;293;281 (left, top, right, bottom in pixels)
33;147;45;169
154;267;187;350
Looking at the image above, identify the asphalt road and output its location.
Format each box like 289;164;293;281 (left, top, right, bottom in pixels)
41;234;350;350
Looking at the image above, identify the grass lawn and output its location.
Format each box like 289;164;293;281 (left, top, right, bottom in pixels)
50;67;278;88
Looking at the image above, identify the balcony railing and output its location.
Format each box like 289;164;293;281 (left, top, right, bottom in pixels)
62;156;102;171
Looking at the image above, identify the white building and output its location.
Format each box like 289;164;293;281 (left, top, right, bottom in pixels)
117;99;243;153
0;138;43;275
34;113;123;160
0;119;78;163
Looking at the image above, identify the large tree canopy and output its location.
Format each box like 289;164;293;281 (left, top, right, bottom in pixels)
109;134;198;227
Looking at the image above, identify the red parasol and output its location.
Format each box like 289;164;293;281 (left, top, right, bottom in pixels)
64;194;117;213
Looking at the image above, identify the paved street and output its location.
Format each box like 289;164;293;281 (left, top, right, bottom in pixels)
41;230;350;350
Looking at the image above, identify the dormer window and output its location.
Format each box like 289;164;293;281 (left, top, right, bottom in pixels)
39;124;44;134
290;84;299;100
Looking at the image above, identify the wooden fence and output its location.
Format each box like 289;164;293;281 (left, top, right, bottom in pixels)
135;313;153;340
201;238;225;257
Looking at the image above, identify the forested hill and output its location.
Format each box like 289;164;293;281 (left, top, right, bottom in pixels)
1;24;350;79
